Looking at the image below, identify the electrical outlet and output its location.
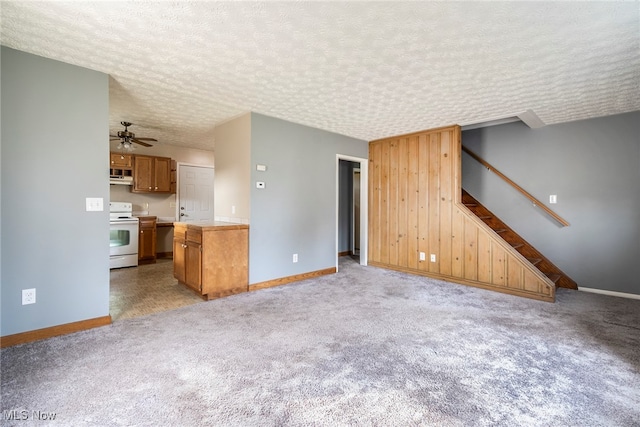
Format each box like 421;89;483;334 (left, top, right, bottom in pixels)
430;254;437;263
293;253;298;263
419;252;426;261
22;288;36;305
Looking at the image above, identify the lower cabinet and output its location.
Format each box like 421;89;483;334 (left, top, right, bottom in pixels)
173;222;248;300
173;235;202;292
138;216;157;264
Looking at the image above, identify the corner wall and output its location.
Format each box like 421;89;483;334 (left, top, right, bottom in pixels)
462;112;640;296
1;47;110;336
213;113;251;224
249;113;368;285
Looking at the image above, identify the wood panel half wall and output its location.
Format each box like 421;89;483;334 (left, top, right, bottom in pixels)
368;125;555;302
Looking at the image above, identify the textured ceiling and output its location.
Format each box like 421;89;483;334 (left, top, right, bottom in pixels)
1;1;639;150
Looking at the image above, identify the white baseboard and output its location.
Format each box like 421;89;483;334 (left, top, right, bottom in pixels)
579;287;640;300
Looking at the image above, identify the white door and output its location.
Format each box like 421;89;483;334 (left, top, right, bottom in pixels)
178;165;214;223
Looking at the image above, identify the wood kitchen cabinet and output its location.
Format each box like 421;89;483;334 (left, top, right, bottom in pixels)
173;233;202;291
133;155;172;193
110;152;133;168
109;152;133;179
138;216;157;264
173;222;249;300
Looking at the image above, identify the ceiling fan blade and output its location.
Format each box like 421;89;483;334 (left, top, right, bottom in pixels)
133;137;158;141
132;139;153;147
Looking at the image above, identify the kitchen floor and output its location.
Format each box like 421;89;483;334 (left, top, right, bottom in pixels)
109;259;203;321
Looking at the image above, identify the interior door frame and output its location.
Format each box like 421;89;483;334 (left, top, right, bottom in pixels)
336;154;368;270
175;163;215;222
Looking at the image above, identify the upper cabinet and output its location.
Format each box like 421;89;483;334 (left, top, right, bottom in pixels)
109;153;133;180
132;155;172;193
110;153;133;169
109;152;176;194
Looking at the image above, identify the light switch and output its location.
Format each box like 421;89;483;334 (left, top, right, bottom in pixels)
256;164;267;172
85;197;104;211
549;195;557;204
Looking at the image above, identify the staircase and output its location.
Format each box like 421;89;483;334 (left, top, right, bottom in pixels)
462;190;578;290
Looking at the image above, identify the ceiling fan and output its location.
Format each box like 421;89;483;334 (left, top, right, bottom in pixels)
110;121;157;150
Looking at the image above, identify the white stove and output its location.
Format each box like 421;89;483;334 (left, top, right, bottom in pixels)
109;202;139;269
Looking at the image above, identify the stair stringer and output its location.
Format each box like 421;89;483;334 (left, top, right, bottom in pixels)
453;202;556;302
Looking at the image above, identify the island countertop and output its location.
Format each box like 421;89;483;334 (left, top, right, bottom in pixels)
173;221;249;231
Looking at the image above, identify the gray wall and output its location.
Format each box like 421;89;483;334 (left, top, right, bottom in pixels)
1;47;110;336
462;112;640;295
249;113;368;284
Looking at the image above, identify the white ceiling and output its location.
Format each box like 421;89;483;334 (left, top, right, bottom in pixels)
1;1;639;150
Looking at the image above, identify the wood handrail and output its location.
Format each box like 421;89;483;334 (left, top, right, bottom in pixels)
462;146;570;227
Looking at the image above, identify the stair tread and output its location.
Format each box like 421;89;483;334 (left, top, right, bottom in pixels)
510;243;524;249
526;257;542;265
464;203;478;207
494;228;508;233
477;215;492;219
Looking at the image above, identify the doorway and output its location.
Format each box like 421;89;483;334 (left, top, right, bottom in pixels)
352;168;361;256
336;155;368;271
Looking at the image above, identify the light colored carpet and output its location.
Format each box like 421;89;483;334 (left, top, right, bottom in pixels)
2;257;639;426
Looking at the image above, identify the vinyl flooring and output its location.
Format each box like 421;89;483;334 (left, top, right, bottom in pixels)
109;259;203;321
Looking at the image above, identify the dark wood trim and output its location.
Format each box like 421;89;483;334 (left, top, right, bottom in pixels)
156;252;173;259
0;315;112;348
249;267;337;291
338;251;351;257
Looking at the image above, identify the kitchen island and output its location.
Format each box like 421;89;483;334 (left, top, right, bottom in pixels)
173;221;249;300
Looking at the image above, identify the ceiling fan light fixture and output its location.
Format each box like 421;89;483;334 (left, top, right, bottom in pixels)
118;139;135;152
111;122;156;150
